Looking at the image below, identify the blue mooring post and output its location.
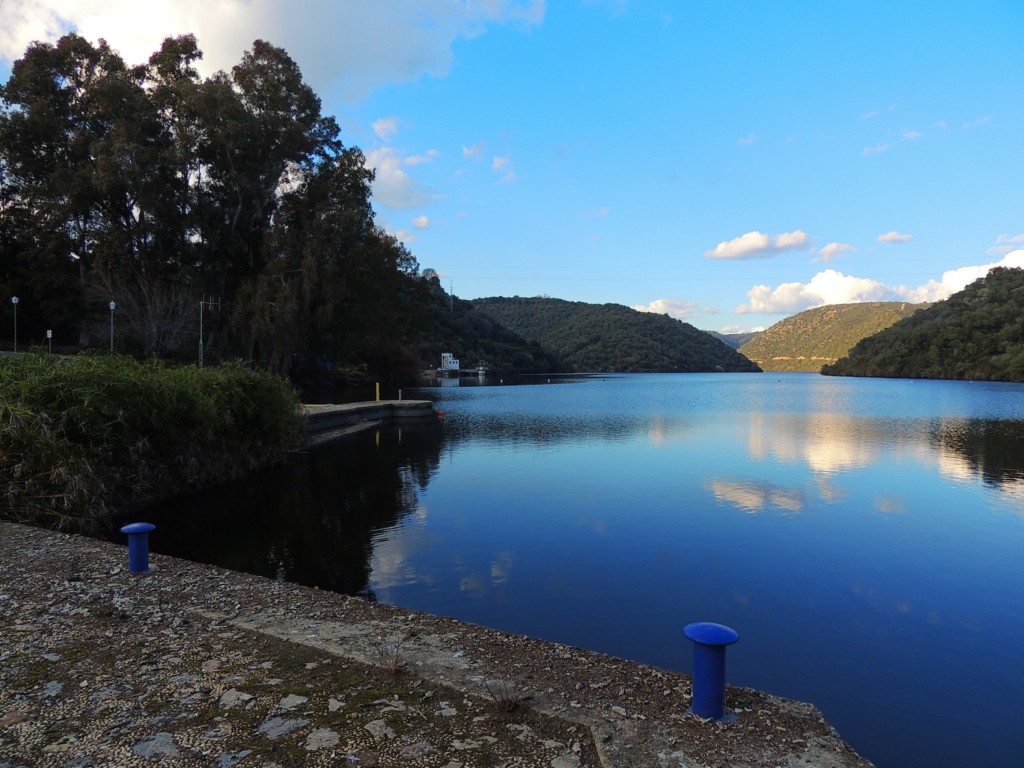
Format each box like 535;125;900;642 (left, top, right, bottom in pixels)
120;522;156;573
684;621;739;723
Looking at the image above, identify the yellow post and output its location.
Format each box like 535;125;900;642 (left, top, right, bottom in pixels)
376;382;380;401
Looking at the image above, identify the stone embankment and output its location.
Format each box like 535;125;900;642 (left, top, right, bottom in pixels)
0;521;874;767
302;400;436;447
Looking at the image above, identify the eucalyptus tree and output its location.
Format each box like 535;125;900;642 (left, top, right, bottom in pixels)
1;33;429;371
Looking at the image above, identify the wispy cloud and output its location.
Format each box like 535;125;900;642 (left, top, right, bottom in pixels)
900;128;922;140
492;155;516;182
862;103;898;120
631;298;703;320
963;115;991;129
862;142;893;157
373;117;400;140
877;231;913;244
411;215;429;229
462;141;486;159
705;230;810;260
988;233;1024;255
738;132;756;146
405;149;439;166
813;242;857;263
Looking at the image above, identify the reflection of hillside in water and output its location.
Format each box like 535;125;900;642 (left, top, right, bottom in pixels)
439;411;690;446
118;420;445;597
933;418;1024;490
709;412;1024;515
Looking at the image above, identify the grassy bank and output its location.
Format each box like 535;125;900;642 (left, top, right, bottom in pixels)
0;354;305;531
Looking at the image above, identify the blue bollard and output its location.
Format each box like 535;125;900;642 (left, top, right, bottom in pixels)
120;522;156;573
683;621;739;723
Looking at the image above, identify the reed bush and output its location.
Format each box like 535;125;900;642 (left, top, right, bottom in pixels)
0;354;304;530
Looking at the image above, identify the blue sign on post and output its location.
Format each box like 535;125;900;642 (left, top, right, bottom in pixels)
683;621;739;722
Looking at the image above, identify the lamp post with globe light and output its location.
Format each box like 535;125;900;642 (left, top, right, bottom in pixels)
109;300;116;352
10;296;18;352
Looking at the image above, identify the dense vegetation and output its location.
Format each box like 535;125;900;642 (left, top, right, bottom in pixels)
473;297;761;373
823;268;1024;381
415;276;562;373
0;34;425;378
741;302;927;372
0;354;305;529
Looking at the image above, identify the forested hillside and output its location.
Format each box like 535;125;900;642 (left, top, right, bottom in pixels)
473;297;761;373
415;278;562;373
823;267;1024;381
740;302;927;372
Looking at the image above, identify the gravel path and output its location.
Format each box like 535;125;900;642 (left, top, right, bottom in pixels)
0;522;872;767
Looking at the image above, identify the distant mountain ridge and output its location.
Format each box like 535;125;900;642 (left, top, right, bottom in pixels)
739;302;928;372
712;331;761;349
473;297;761;373
823;267;1024;381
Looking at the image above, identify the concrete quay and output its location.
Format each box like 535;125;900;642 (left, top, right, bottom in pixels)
302;400;437;447
0;521;873;768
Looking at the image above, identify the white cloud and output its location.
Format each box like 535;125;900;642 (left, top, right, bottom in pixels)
719;324;764;334
738;250;1024;314
963;116;991;129
901;128;922;140
862;143;893;157
738;269;889;314
705;230;810;260
988;233;1024;255
372;117;400;140
364;147;435;209
861;103;897;120
738;132;756;146
491;155;516;182
877;231;913;244
462;142;486;158
899;249;1024;303
0;0;546;101
814;242;857;263
631;299;701;319
411;215;429;229
405;150;439;166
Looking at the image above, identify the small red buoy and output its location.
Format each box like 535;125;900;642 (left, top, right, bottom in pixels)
436;410;445;417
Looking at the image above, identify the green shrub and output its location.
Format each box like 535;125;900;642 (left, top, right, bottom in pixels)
0;354;304;530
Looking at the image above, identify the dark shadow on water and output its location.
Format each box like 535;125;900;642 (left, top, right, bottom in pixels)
110;420;445;597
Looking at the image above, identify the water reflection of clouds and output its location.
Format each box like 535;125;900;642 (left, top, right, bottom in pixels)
369;505;435;593
874;496;906;514
707;479;804;514
747;413;878;474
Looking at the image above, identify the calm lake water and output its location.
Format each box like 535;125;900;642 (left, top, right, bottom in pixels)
135;373;1024;768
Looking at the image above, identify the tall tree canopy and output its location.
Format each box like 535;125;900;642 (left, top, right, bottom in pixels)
0;34;421;376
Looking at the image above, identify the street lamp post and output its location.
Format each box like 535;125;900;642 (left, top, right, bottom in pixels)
11;296;18;352
108;300;116;352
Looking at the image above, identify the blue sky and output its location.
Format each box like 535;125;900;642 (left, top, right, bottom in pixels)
3;1;1022;332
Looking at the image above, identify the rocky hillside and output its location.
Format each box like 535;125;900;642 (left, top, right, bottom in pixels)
740;302;928;372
